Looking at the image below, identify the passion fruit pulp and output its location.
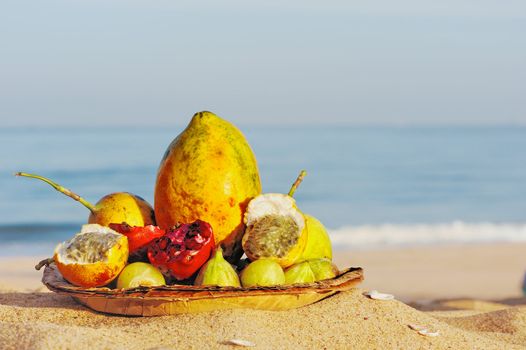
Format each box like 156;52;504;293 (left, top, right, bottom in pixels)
54;224;128;288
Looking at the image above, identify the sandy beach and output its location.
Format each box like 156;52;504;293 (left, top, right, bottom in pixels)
0;242;525;349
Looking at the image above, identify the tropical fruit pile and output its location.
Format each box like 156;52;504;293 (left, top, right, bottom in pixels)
22;111;337;289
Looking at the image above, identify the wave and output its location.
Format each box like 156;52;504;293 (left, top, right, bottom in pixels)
2;222;526;255
329;221;526;249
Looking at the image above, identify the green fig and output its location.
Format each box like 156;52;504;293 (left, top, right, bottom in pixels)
15;172;155;227
284;261;316;284
296;214;332;263
284;259;338;285
308;258;339;281
195;247;241;287
240;259;285;287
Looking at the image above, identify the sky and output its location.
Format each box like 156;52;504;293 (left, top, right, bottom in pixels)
1;0;525;127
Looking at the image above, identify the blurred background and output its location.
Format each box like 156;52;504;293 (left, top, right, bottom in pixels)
1;0;525;256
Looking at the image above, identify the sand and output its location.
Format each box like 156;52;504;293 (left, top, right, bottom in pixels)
1;243;526;349
334;243;526;301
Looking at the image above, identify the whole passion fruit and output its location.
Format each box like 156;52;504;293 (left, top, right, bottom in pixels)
240;259;285;287
116;262;166;289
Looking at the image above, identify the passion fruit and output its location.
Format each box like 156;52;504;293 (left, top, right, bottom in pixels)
296;214;332;262
240;259;285;287
116;262;165;289
16;172;155;227
54;224;128;288
242;171;309;268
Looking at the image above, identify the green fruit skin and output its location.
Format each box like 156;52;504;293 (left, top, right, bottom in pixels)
296;214;332;263
240;259;285;287
284;261;316;284
284;259;338;284
195;248;241;287
116;262;165;289
308;259;338;281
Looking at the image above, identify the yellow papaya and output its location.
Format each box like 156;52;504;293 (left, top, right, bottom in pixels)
154;111;262;260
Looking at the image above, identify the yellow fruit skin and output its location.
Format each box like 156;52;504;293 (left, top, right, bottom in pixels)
54;235;129;288
275;212;308;268
154;111;262;259
88;192;156;227
296;214;332;263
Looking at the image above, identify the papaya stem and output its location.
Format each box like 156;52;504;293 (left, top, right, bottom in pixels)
15;172;97;214
287;170;307;197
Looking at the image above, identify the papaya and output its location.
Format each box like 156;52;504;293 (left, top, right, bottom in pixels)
154;111;262;261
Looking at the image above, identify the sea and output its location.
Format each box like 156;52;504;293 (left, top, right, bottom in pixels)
1;125;526;257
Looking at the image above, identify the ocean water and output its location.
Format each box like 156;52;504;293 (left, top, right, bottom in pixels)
1;125;526;256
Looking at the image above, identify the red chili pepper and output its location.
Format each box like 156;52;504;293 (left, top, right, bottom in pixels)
109;223;165;258
147;220;215;280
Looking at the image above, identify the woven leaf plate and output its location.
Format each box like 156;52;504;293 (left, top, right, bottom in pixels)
42;264;363;316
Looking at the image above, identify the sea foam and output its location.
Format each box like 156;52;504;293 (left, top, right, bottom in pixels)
329;221;526;249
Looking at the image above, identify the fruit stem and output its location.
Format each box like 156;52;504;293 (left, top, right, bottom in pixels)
15;172;97;214
287;170;307;197
35;257;54;271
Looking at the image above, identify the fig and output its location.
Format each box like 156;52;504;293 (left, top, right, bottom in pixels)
308;258;339;280
116;262;165;289
154;111;262;261
15;172;155;227
53;224;129;287
284;261;316;284
242;171;308;268
284;259;338;285
194;247;240;287
240;259;285;287
296;214;332;262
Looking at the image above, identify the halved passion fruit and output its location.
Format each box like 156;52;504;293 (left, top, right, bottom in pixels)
53;224;128;288
242;193;307;268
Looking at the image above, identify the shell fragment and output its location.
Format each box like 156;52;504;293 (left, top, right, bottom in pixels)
408;324;440;337
408;324;426;331
224;339;256;347
364;290;395;301
418;329;440;337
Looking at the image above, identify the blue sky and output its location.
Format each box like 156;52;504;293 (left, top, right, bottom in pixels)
1;0;525;126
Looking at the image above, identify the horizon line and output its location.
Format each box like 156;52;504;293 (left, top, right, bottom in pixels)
1;121;526;130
